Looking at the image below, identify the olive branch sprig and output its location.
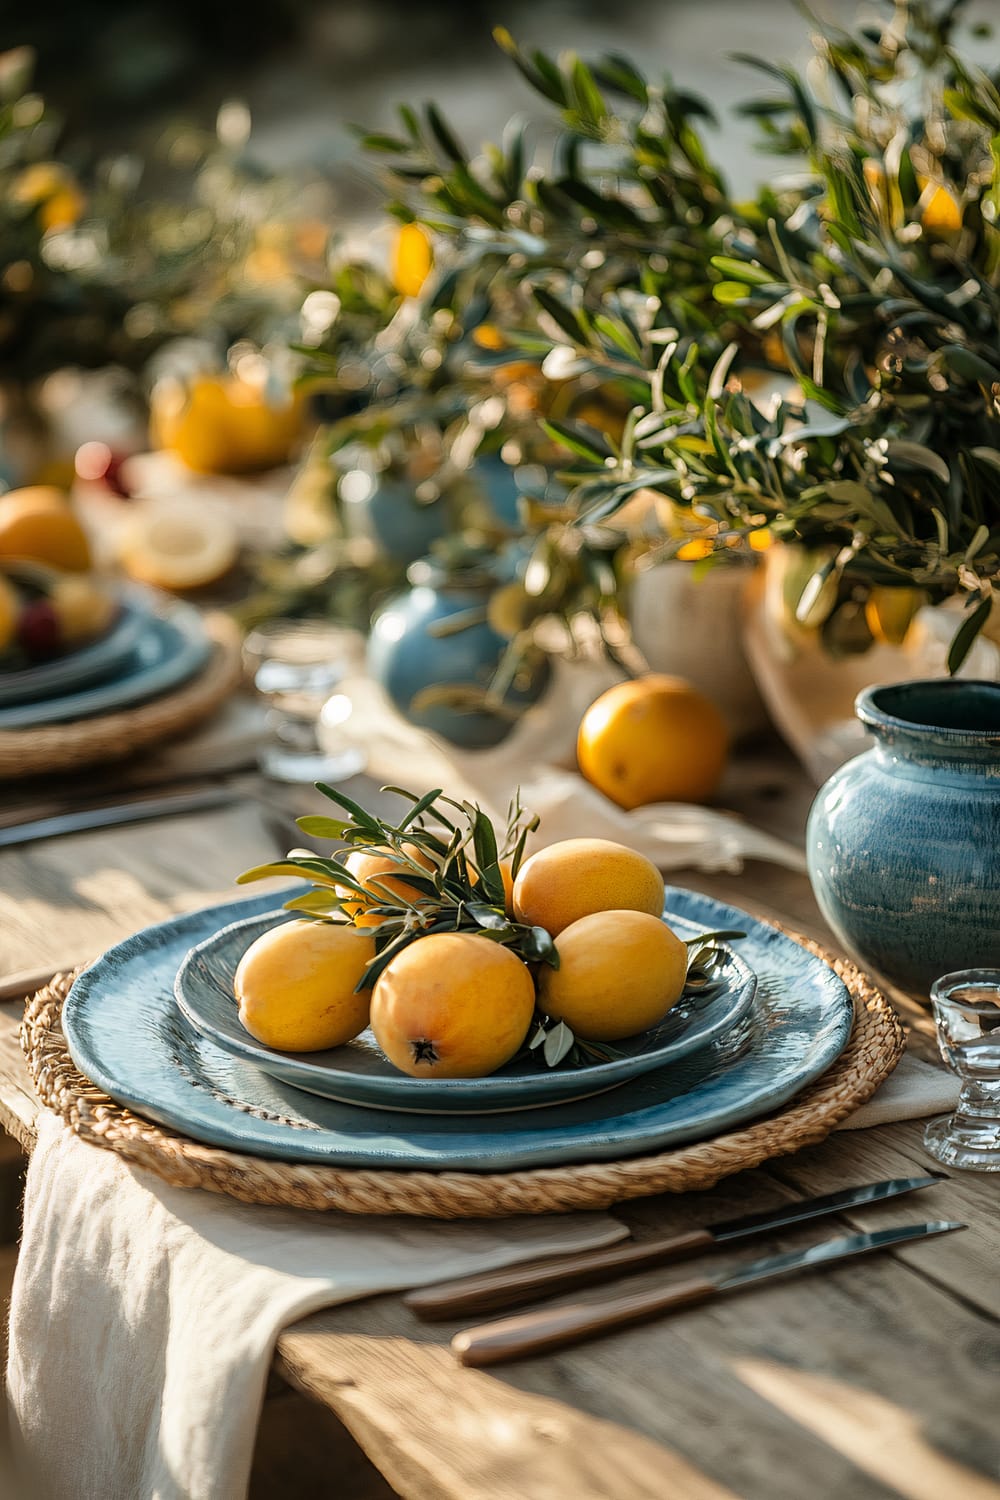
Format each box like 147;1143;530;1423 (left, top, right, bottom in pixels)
237;783;555;994
237;780;745;1071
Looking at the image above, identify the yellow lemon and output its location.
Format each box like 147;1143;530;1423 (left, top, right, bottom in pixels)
391;223;433;298
577;675;728;809
512;837;664;938
234;919;375;1052
370;932;535;1078
537;910;688;1042
0;487;91;572
117;499;238;591
150;374;304;474
864;586;925;646
337;844;436;928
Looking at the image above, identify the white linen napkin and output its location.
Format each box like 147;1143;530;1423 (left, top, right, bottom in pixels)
7;1113;627;1500
835;1053;960;1131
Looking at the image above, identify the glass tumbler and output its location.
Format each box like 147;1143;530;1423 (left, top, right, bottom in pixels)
243;619;367;785
924;969;1000;1171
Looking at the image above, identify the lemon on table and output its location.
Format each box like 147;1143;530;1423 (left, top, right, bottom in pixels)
151;374;304;475
537;909;688;1042
234;918;375;1052
117;500;239;591
0;487;92;572
577;674;728;809
512;837;664;938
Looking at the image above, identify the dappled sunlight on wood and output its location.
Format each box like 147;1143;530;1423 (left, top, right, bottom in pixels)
733;1358;1000;1500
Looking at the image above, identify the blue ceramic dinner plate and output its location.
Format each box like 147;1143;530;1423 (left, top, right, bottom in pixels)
173;910;758;1114
0;595;145;706
62;887;854;1172
0;595;211;728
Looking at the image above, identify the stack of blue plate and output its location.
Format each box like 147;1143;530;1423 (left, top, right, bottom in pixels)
0;587;212;730
62;887;855;1172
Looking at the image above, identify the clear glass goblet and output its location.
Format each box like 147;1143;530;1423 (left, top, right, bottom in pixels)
243;619;367;785
924;969;1000;1171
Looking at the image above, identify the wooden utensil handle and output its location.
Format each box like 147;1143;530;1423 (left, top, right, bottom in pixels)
452;1275;717;1367
405;1228;715;1321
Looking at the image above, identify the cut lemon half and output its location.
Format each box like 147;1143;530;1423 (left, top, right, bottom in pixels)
118;500;239;591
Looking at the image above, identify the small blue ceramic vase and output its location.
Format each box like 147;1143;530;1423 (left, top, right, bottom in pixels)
351;476;449;565
807;679;1000;995
367;559;550;748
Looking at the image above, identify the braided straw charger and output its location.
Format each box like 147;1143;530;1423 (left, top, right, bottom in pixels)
0;614;242;780
22;928;905;1219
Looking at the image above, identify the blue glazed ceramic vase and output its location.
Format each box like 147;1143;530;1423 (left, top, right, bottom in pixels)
807;679;1000;996
367;560;550;748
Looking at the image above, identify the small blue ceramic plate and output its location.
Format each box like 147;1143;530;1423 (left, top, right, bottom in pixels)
0;595;145;706
173;910;758;1114
62;887;855;1172
0;594;211;728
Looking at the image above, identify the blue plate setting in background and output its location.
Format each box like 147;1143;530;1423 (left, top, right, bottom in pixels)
0;595;146;707
174;908;758;1114
0;591;211;729
63;887;854;1173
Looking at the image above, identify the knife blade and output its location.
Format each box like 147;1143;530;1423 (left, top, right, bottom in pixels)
405;1174;944;1321
452;1220;966;1367
0;786;240;849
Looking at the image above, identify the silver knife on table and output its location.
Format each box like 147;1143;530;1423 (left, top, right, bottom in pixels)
0;786;241;849
452;1220;966;1366
405;1174;945;1321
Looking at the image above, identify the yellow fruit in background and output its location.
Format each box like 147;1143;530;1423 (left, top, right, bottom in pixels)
470;858;515;915
234;919;375;1052
538;910;688;1042
48;574;116;644
370;932;535;1078
117;499;239;591
0;487;91;572
150;375;304;474
864;586;925;646
391;222;433;298
337;844;436;928
0;574;18;652
512;837;665;938
918;175;962;234
577;675;728;809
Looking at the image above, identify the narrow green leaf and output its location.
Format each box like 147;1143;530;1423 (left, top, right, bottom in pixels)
315;783;382;832
948;595;993;675
295;816;352;839
397;787;444;830
235;861;340;888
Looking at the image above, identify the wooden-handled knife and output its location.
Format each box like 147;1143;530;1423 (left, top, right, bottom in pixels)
452;1220;966;1367
405;1175;943;1322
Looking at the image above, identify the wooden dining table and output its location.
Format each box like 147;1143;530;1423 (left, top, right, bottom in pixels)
0;745;997;1500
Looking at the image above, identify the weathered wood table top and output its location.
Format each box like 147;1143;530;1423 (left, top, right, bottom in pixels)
0;760;997;1500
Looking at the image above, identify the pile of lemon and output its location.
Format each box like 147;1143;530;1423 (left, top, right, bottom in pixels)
0;488;118;662
234;837;688;1079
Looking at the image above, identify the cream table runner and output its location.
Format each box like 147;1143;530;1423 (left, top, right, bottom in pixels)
6;1114;627;1500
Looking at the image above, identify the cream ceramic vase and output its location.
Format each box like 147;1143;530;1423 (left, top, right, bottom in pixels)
743;546;1000;783
628;560;769;740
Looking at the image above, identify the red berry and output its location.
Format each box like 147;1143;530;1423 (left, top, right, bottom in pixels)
17;599;62;659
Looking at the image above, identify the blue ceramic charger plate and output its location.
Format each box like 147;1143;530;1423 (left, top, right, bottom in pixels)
63;887;855;1172
0;594;211;729
0;595;145;707
173;909;758;1114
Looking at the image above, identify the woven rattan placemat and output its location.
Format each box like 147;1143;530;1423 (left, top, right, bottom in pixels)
21;929;905;1218
0;614;242;780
